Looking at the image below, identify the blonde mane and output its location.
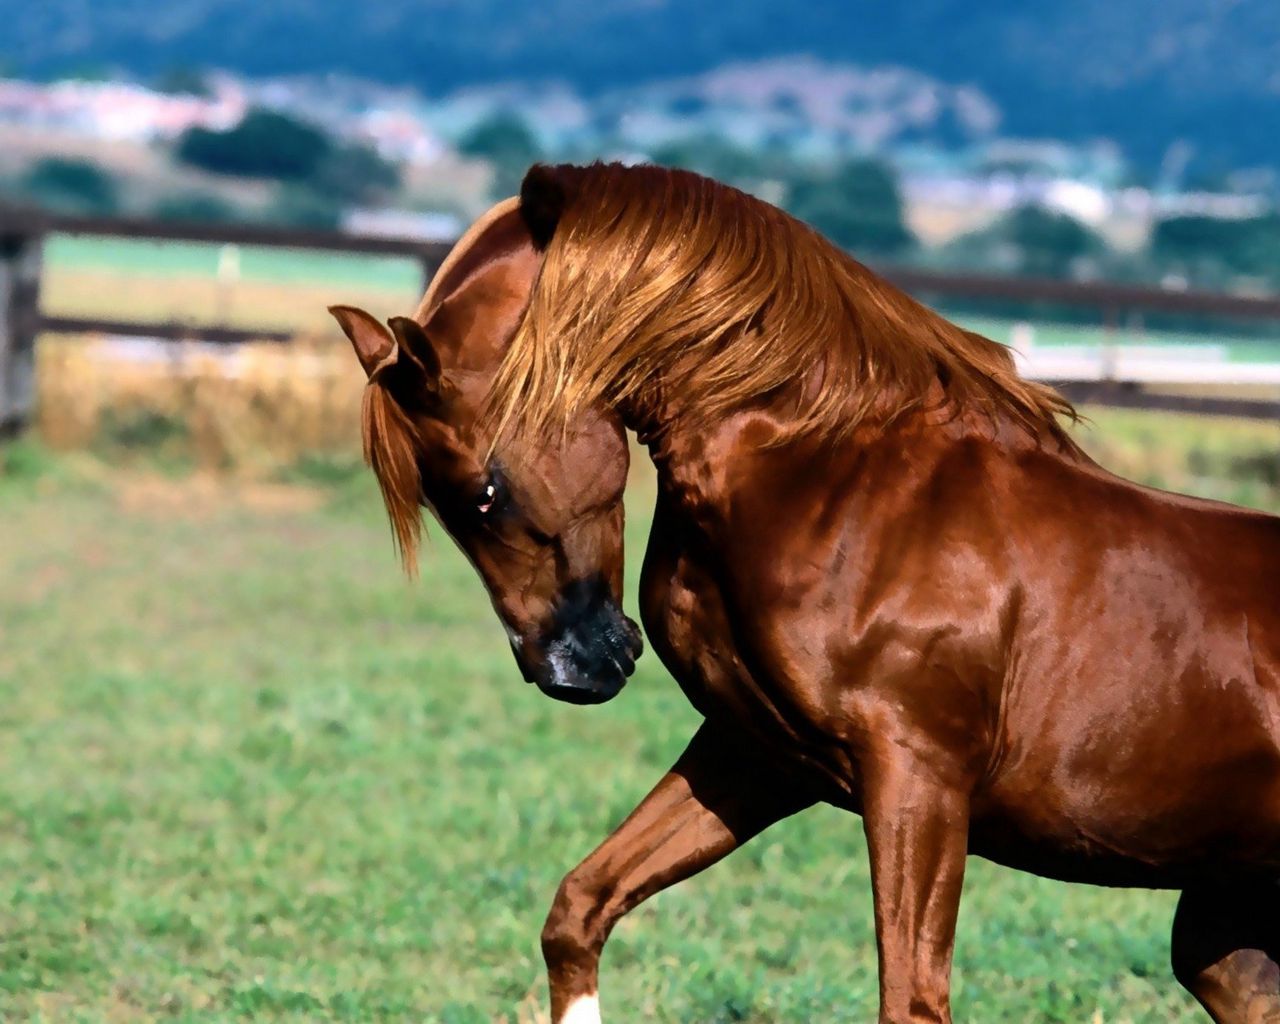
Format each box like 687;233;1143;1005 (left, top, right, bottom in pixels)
364;196;523;574
491;161;1076;449
361;377;424;573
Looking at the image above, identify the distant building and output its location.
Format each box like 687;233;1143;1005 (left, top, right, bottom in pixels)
357;109;446;164
343;208;461;242
0;77;245;142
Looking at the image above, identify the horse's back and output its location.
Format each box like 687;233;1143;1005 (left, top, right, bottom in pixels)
977;446;1280;881
1002;446;1280;704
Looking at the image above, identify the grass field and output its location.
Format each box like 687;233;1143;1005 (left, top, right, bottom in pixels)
2;410;1278;1023
42;237;422;336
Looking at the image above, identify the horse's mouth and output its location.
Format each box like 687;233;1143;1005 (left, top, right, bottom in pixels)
534;612;642;704
526;583;643;705
536;670;626;705
502;576;644;704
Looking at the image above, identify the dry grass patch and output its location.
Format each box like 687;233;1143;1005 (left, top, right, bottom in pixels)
36;333;368;473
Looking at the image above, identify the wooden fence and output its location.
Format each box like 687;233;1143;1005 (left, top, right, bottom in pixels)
0;207;453;433
2;206;1279;433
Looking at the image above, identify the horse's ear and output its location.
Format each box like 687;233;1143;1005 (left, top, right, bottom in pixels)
387;317;442;383
520;163;584;249
329;305;395;378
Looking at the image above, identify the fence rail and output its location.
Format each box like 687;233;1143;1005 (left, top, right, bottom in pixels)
1050;381;1280;419
2;206;1279;432
880;267;1280;321
0;206;455;260
38;314;294;346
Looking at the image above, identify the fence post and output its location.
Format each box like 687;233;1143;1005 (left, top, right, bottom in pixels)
0;221;42;436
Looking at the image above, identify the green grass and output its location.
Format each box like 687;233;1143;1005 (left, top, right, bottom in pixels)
46;236;423;293
1;416;1277;1023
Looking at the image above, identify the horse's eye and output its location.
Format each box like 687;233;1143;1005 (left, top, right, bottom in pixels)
476;481;498;515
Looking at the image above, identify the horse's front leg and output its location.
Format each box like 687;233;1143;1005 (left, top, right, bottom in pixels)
541;720;815;1024
861;741;972;1024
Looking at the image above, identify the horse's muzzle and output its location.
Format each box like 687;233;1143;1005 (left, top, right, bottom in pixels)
523;577;643;705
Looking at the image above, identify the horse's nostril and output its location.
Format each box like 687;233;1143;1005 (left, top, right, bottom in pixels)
531;580;644;698
611;644;637;678
624;618;644;659
602;615;643;669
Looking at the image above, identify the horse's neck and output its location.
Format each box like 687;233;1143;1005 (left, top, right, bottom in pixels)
636;404;859;529
637;397;1082;533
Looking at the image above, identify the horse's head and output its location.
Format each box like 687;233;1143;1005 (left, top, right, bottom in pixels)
329;192;641;705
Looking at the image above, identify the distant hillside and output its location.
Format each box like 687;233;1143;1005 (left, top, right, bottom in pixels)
3;0;1279;168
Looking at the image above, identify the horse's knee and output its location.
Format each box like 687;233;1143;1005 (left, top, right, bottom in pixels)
1172;884;1280;1021
541;869;614;968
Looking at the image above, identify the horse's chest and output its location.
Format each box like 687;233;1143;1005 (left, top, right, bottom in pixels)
640;541;744;719
639;530;847;780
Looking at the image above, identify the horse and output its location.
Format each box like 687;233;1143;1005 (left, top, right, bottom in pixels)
329;161;1280;1024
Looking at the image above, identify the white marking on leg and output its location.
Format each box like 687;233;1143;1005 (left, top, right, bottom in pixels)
559;993;601;1024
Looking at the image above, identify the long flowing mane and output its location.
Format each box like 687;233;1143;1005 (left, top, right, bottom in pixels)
362;379;423;572
491;161;1077;449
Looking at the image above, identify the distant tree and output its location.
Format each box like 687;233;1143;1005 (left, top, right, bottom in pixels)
649;135;768;186
998;205;1101;278
21;157;119;214
1152;215;1234;266
458;110;539;165
1152;214;1280;282
788;158;914;257
1238;216;1280;280
176;109;332;180
311;144;401;205
151;191;240;225
457;110;540;199
264;185;342;230
940;205;1106;279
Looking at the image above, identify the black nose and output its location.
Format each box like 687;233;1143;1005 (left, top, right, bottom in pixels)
533;577;643;705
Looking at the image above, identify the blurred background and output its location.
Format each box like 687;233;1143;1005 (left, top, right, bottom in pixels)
0;3;1278;1022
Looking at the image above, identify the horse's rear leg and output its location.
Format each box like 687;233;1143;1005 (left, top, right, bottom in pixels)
541;722;815;1024
1171;880;1280;1022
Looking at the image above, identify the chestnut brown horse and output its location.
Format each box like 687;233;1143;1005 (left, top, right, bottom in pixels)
330;162;1280;1024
